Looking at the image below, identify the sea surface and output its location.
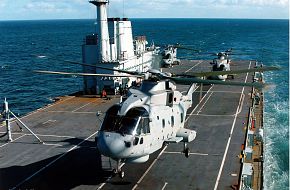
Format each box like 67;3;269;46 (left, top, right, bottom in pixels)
0;19;288;189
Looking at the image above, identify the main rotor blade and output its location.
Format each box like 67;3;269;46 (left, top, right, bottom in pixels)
34;70;141;77
33;55;141;75
168;77;265;89
62;59;140;75
179;66;280;77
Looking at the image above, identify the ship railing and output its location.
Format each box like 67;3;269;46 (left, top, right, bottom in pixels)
239;68;264;190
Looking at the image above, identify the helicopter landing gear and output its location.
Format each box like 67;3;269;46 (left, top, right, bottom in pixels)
113;159;125;178
183;142;190;158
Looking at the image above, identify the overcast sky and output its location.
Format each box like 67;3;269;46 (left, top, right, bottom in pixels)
0;0;288;20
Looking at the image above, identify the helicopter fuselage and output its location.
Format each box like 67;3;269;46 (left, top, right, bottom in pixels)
211;54;231;80
96;80;197;163
161;46;180;67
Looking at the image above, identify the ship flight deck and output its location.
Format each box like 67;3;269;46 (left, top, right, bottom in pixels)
0;60;260;190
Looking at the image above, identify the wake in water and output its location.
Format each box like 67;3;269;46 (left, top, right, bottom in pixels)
264;69;289;189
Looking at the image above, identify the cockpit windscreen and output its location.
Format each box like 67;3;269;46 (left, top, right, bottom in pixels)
101;106;149;135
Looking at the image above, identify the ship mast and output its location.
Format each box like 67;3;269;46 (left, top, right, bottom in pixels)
89;0;111;62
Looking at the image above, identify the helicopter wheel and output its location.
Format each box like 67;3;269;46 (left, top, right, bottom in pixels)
183;142;190;158
184;147;190;158
113;159;125;179
119;170;125;178
112;168;125;178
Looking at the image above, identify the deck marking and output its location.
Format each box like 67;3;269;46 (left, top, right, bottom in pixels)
46;110;97;114
97;163;125;190
236;93;245;115
207;90;242;94
37;96;75;111
0;132;76;139
184;60;202;73
42;120;56;125
188;114;235;117
42;143;63;147
185;85;214;123
161;182;168;190
213;61;251;190
0;97;75;129
11;131;99;190
188;93;244;117
132;145;168;190
34;134;75;138
197;91;214;115
163;151;208;156
0;134;27;148
72;99;99;112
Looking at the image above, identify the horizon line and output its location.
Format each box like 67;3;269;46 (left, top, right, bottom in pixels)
0;17;289;22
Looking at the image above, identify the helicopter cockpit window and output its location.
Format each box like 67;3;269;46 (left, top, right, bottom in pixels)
101;105;121;132
101;106;149;135
123;107;149;135
136;117;150;135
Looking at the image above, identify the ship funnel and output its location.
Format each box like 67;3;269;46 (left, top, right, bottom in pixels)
89;0;111;62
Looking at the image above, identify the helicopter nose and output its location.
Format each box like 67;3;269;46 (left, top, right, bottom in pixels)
97;132;125;157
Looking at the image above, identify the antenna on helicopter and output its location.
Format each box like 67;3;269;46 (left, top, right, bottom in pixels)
0;98;43;143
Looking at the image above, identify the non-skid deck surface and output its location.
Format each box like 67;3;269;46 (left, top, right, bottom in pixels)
0;60;255;190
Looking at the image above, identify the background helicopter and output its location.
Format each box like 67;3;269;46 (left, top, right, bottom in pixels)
208;48;233;80
161;45;180;67
181;48;255;81
161;44;200;67
160;46;235;80
35;62;278;178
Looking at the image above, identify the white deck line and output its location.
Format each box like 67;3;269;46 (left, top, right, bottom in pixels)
163;151;209;156
11;130;99;190
188;114;235;117
184;60;203;73
0;96;75;129
0;134;27;148
213;61;251;190
161;182;168;190
185;85;214;123
132;145;168;190
42;143;63;147
197;91;214;115
97;163;125;190
0;132;76;139
72;99;99;112
46;111;97;114
188;92;244;117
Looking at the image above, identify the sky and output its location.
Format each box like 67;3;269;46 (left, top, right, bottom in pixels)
0;0;288;20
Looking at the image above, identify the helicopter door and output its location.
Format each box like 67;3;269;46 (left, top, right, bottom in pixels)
135;117;151;154
166;92;173;107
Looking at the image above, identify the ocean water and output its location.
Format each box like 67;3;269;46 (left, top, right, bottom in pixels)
0;19;288;189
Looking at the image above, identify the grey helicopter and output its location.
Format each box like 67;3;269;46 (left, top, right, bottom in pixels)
209;49;233;80
161;45;180;67
35;62;278;178
182;48;257;80
161;44;201;67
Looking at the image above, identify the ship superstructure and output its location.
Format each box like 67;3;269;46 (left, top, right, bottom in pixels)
82;0;161;94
